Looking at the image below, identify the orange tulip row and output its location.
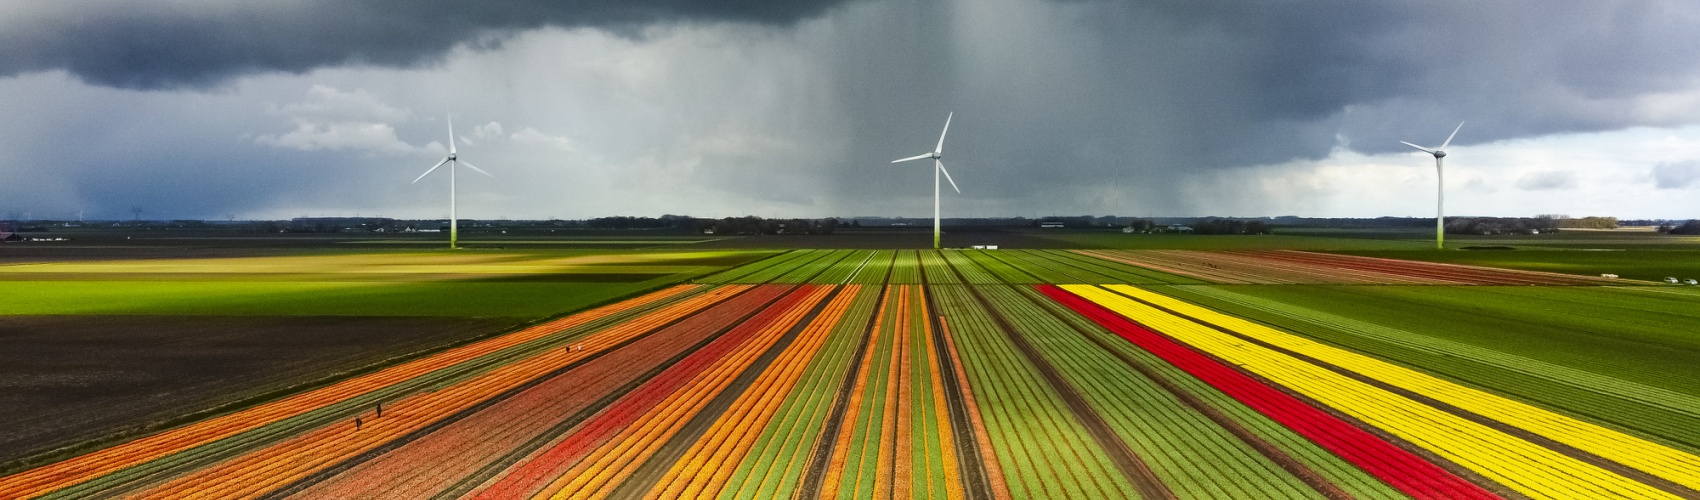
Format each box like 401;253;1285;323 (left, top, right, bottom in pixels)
0;284;701;498
818;285;895;497
644;285;863;499
128;286;749;499
296;285;793;499
533;286;834;499
821;285;957;498
937;315;1014;500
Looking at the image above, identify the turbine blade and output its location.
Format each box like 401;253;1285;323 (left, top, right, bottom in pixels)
935;111;952;154
413;157;451;183
461;160;494;177
1400;141;1436;154
892;152;933;164
937;160;960;193
447;114;457;154
1441;120;1464;150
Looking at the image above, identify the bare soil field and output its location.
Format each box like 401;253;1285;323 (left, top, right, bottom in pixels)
0;315;517;468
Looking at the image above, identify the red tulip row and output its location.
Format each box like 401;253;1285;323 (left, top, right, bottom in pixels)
1038;284;1499;500
296;284;794;498
471;285;830;499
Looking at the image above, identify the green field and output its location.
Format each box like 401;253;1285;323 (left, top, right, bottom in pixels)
0;250;774;317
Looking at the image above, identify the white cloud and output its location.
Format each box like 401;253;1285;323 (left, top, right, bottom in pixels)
269;85;409;123
255;85;420;155
255;121;417;154
473;121;504;140
509;127;577;152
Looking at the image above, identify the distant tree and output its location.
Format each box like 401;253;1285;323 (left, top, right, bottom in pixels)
1666;220;1700;235
1558;216;1618;229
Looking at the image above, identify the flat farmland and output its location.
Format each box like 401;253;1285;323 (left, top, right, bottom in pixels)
6;248;1697;498
0;248;772;470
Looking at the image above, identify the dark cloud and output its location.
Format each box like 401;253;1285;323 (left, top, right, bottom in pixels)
5;0;1700;220
0;0;856;89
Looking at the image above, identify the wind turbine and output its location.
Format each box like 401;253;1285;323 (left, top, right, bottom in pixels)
413;115;493;249
892;112;960;249
1401;121;1464;250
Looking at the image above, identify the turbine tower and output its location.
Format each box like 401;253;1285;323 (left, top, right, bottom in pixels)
1401;121;1464;250
414;115;493;249
892;112;960;249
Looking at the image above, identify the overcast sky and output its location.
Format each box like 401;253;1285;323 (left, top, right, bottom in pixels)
3;0;1700;220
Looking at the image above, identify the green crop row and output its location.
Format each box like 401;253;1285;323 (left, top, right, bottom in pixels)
888;251;922;285
850;251;896;285
918;251;960;284
978;285;1347;498
834;286;903;499
771;250;854;284
1012;285;1403;497
697;250;810;284
939;251;1001;285
961;251;1038;284
904;285;955;498
721;285;881;500
738;250;833;284
929;284;1138;498
811;251;877;284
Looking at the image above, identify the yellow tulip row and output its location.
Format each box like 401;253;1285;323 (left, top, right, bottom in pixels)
1104;284;1700;493
1064;284;1678;500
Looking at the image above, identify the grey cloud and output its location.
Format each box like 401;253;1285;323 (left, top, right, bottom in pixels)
9;0;1700;221
1652;160;1700;189
1515;170;1576;191
0;0;857;90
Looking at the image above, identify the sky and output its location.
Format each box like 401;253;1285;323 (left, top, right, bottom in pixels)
3;0;1700;221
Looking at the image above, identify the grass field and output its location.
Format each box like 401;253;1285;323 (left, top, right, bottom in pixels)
5;241;1696;498
0;250;774;316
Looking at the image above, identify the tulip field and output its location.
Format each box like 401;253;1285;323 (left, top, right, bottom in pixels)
4;248;1699;499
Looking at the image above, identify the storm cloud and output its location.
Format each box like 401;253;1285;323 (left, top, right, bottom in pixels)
0;0;856;89
3;0;1700;220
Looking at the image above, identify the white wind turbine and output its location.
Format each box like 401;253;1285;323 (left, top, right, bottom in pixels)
892;112;960;249
1401;121;1464;250
413;115;493;249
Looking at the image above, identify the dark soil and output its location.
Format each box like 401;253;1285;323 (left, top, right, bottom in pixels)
0;315;516;468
